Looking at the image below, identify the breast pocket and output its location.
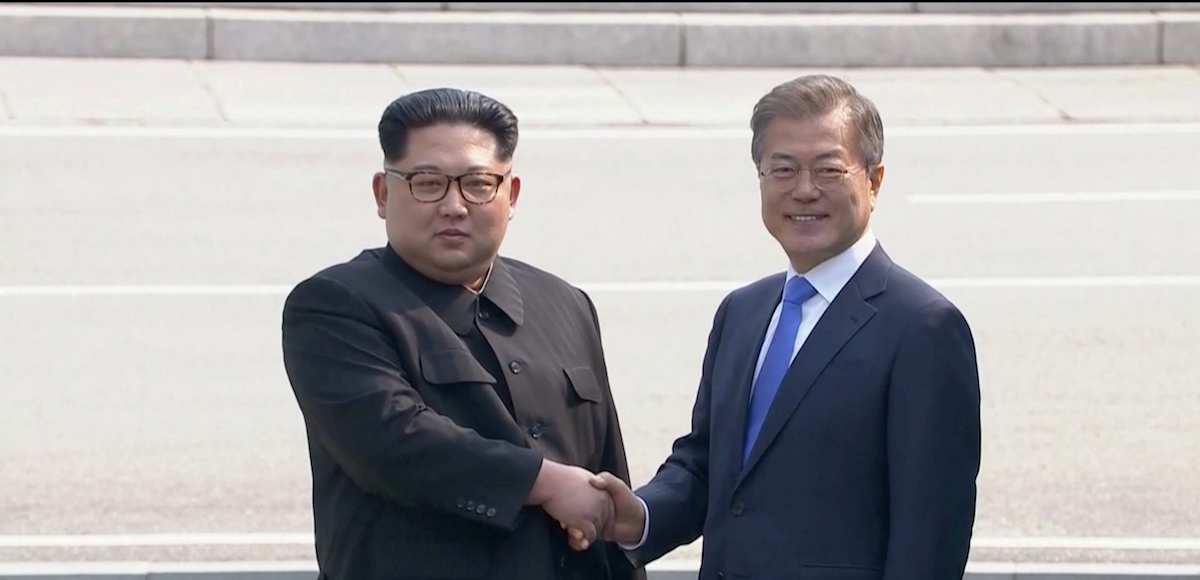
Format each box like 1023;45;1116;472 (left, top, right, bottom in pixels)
419;349;497;386
819;355;877;380
562;365;602;406
417;348;514;440
554;365;605;465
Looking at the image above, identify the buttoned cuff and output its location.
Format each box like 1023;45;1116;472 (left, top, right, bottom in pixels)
618;495;650;551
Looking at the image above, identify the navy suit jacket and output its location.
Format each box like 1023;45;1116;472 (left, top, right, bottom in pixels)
632;243;981;580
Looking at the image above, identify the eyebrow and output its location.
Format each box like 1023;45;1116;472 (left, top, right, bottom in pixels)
769;150;844;163
407;163;495;173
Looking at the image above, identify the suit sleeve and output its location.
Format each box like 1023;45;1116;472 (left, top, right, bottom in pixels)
629;293;731;565
883;299;982;580
281;274;544;532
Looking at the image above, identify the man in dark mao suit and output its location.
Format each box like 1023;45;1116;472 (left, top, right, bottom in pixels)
582;75;983;580
281;88;645;580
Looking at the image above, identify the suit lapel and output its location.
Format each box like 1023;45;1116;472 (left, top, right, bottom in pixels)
736;245;892;484
725;276;784;480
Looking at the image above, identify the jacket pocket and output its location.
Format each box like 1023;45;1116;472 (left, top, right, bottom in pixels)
420;349;497;386
563;365;602;404
792;563;882;580
382;536;492;579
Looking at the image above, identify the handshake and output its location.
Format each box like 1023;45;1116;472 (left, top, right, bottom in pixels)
526;459;646;552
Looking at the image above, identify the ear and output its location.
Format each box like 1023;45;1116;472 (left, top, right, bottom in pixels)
506;175;521;220
372;172;388;219
867;164;885;210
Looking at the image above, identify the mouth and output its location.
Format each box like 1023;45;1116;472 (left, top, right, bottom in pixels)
786;214;828;223
436;228;468;237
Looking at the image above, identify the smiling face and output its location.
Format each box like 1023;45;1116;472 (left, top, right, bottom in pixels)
371;123;521;290
757;108;885;273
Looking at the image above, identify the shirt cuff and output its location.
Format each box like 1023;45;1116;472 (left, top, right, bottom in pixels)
618;495;650;551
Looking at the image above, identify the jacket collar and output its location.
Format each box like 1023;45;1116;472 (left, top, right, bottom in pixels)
377;245;525;335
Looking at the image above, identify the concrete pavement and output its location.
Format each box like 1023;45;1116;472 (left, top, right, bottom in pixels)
2;58;1200;130
2;58;1199;579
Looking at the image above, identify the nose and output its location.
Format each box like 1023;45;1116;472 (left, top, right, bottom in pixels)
437;181;470;217
788;172;822;202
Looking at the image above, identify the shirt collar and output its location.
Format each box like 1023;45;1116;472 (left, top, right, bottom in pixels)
464;264;494;295
785;227;877;303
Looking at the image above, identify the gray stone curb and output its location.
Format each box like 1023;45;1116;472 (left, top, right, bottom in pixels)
1164;12;1200;63
682;12;1162;67
2;4;1200;66
0;5;208;60
207;9;682;65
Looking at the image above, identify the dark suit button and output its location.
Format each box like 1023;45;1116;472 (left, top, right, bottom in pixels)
466;501;476;510
530;424;545;439
486;507;496;517
478;309;490;321
476;504;486;515
509;360;522;373
731;501;745;516
455;498;466;508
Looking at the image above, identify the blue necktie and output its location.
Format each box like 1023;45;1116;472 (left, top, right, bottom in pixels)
743;276;818;466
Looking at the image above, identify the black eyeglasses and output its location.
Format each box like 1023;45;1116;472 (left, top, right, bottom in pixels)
383;169;510;204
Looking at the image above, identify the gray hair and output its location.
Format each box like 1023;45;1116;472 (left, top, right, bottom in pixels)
749;74;884;170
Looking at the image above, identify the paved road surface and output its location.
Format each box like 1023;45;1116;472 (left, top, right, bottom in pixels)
1;59;1198;568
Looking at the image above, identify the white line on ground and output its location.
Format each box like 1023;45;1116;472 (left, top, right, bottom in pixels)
974;537;1200;550
908;191;1200;204
0;560;319;574
2;560;1200;578
967;562;1200;576
0;534;311;548
2;123;1200;140
2;534;1199;550
1;276;1199;298
0;285;292;297
928;276;1200;288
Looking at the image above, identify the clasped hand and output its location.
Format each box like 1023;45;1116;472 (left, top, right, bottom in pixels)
539;466;644;552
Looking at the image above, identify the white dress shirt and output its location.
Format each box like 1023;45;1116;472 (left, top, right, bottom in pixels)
748;227;878;392
620;227;878;551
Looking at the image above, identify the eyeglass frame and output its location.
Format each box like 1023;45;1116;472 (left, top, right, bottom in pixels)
382;168;512;205
757;164;869;192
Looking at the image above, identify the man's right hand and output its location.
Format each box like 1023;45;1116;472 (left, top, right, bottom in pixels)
526;460;614;550
571;471;645;550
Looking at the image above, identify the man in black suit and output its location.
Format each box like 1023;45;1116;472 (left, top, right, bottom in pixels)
580;74;982;579
281;88;644;580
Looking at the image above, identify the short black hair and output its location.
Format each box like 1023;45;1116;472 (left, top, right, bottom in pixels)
377;87;519;163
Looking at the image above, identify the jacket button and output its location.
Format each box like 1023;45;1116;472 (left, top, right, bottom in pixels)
476;504;487;515
731;501;745;516
466;501;476;510
530;424;545;439
455;498;465;508
478;309;490;321
509;360;522;373
486;507;496;517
